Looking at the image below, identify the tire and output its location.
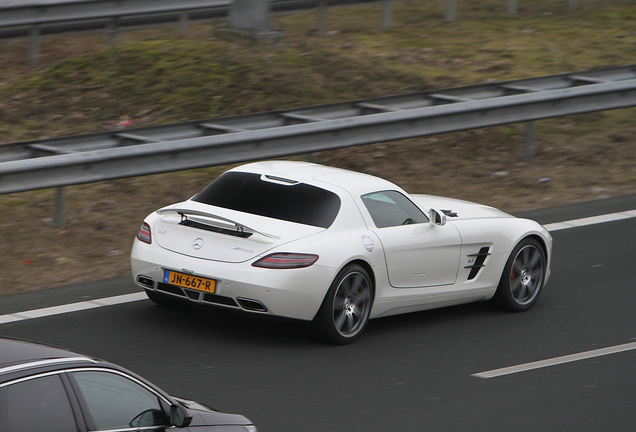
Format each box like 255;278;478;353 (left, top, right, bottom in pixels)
315;264;373;345
495;238;546;312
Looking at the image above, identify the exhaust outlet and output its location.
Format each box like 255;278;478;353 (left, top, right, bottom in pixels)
237;298;268;312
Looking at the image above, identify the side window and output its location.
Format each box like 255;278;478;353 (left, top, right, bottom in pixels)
71;371;167;431
362;191;429;228
0;374;78;432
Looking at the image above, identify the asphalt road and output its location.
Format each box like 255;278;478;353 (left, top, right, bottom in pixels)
2;194;636;432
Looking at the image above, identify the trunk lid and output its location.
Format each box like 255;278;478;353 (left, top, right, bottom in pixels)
152;201;324;263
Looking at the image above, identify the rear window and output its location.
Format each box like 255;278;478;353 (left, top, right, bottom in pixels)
193;172;341;228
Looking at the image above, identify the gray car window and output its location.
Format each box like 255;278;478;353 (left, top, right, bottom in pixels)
0;374;78;432
71;371;167;431
361;191;429;228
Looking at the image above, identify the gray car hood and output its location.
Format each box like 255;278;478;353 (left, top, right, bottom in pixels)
173;397;253;428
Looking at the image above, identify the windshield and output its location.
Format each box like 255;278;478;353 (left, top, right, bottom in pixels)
193;172;341;228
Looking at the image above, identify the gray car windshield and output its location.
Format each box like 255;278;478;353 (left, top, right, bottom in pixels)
193;172;341;228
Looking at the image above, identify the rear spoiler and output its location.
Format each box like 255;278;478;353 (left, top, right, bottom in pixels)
156;208;279;240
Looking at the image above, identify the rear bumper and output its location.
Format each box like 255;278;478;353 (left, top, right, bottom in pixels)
131;239;336;321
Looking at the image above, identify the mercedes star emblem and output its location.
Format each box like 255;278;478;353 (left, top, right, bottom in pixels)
192;238;204;250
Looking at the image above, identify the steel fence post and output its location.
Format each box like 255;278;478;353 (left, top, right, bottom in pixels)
180;11;189;32
524;121;535;162
228;0;271;31
29;25;40;65
107;18;118;45
508;0;517;14
382;0;392;29
54;187;65;229
445;0;456;22
318;0;326;37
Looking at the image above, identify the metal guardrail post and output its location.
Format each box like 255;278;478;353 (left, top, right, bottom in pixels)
180;11;189;32
54;187;65;229
524;121;535;162
318;0;326;37
381;0;391;29
228;0;271;32
445;0;456;22
508;0;518;14
29;25;40;65
107;18;118;45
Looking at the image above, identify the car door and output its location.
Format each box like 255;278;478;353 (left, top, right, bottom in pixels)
361;191;462;288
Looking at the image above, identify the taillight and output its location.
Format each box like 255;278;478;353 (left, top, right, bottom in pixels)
252;253;318;269
137;222;152;244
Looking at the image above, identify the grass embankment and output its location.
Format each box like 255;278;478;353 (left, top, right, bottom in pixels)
0;0;635;295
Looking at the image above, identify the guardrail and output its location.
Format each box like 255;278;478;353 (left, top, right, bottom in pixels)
0;0;232;28
4;0;631;63
0;0;312;63
2;65;635;197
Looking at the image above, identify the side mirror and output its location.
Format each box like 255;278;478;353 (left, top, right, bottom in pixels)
129;409;166;427
429;208;447;226
170;404;193;428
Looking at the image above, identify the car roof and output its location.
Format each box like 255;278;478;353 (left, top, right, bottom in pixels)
0;338;96;376
230;160;402;196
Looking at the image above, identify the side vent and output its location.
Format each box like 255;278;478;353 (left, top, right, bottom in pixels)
465;247;491;280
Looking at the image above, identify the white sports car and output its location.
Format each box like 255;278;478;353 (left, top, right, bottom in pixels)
131;161;552;344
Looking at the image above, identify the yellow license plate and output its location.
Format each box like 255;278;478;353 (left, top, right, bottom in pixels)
163;270;216;293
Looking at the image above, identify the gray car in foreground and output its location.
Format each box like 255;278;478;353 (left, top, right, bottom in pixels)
0;337;256;432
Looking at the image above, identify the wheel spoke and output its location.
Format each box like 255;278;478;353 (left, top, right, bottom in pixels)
344;314;355;333
338;280;351;298
527;249;541;269
525;280;536;296
511;278;524;300
355;288;370;304
349;275;364;297
520;247;530;265
511;277;523;299
529;267;543;281
334;310;346;330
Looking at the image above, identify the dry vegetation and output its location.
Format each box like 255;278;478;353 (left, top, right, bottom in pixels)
1;0;635;295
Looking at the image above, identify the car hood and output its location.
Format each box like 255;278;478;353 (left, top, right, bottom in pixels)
410;194;512;220
173;397;253;427
152;200;324;263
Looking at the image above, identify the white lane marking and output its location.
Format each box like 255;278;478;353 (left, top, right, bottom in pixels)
473;342;636;379
473;209;636;378
2;208;636;326
0;292;147;325
544;209;636;232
